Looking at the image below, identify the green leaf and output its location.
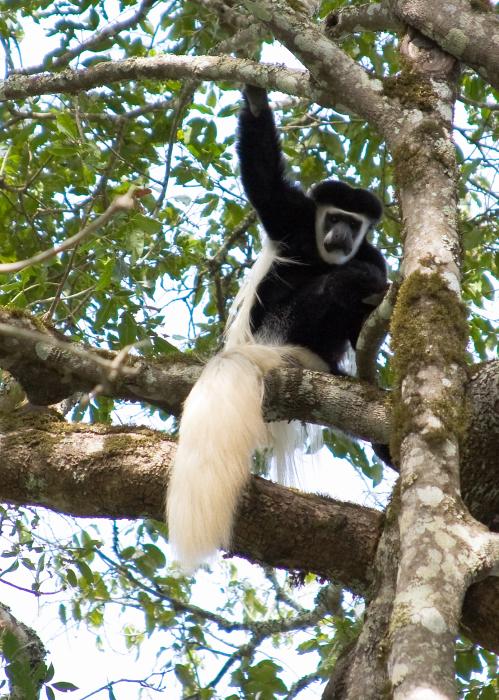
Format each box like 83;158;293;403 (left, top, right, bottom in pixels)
65;569;78;587
132;213;162;236
118;312;138;346
127;228;145;263
51;681;79;692
478;688;497;700
174;663;193;687
76;560;94;584
1;629;21;657
120;546;138;560
55;113;78;140
58;604;67;625
143;543;166;568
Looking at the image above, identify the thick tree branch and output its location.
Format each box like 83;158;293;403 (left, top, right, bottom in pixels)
240;0;400;132
325;2;403;38
0;414;380;592
462;578;499;653
0;54;325;106
0;311;498;495
323;489;400;699
461;361;499;531
0;414;497;654
386;28;486;700
0;5;404;138
263;370;389;444
355;282;399;383
393;0;499;92
0;310;391;444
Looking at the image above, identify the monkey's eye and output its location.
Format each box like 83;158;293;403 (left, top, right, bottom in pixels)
324;214;338;228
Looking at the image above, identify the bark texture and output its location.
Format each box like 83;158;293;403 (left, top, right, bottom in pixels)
0;412;380;590
393;0;499;91
461;362;499;531
0;412;497;654
0;54;347;111
324;491;400;699
325;2;403;38
0;309;390;442
384;29;498;700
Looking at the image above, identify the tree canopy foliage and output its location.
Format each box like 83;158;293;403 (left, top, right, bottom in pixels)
0;0;498;698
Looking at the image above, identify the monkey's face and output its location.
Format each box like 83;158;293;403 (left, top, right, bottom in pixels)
316;206;371;265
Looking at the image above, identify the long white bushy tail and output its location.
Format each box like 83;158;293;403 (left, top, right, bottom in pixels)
268;420;324;488
167;344;289;571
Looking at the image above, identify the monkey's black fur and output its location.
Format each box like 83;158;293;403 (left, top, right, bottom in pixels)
167;90;392;569
237;89;388;375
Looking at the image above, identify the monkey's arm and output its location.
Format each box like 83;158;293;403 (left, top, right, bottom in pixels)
237;86;315;245
299;261;388;315
282;262;387;354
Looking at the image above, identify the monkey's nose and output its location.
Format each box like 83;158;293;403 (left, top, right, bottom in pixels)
324;228;352;254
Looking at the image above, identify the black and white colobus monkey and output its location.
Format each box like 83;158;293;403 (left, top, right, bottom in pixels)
167;86;388;570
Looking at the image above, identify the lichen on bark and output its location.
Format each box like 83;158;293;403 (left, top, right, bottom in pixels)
389;270;469;461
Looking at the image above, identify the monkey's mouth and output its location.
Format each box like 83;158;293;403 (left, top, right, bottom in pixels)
324;233;352;255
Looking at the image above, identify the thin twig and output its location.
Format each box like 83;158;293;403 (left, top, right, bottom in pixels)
459;96;499;111
44;244;81;322
0;186;149;275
